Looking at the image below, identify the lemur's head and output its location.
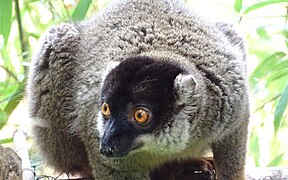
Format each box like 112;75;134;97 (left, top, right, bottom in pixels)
97;56;198;158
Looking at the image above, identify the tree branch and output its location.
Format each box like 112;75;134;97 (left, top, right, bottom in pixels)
62;0;71;19
15;0;28;61
0;65;18;80
254;94;281;113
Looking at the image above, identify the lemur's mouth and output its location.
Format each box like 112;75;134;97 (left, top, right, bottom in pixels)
131;142;144;151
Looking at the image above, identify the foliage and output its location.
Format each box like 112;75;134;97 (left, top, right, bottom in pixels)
0;0;287;167
72;0;93;20
0;0;12;45
235;0;288;166
0;0;100;130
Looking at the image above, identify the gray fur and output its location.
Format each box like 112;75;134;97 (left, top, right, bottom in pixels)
27;0;249;179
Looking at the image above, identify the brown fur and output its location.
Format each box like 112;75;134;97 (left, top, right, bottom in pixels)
27;0;249;179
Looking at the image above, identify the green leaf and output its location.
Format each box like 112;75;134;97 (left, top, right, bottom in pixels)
272;59;288;71
0;84;23;130
249;132;260;166
265;59;288;85
0;0;13;46
26;0;39;3
0;138;13;144
266;69;288;85
251;52;286;80
4;86;23;115
72;0;92;21
244;0;288;14
0;83;19;97
267;152;285;166
284;29;288;48
234;0;243;13
274;83;288;134
256;27;270;40
0;108;8;125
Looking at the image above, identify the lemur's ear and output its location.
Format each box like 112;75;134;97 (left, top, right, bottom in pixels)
102;61;120;81
216;22;245;53
174;74;198;105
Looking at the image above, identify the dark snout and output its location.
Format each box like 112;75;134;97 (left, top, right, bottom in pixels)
100;119;136;158
100;140;131;158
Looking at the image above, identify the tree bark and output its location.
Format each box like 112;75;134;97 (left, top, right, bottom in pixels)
0;144;22;180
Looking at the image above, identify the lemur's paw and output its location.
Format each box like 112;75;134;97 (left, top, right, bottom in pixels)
150;157;216;180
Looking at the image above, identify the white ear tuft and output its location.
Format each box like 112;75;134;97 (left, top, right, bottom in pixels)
174;74;198;105
102;61;120;81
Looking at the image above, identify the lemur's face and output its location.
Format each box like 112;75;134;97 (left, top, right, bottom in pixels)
97;56;196;158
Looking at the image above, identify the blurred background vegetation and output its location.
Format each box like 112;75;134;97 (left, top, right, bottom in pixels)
0;0;287;170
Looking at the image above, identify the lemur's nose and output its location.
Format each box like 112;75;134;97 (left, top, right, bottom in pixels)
100;146;115;157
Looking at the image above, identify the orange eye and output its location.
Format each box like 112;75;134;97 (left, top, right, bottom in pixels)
133;109;150;124
101;102;110;117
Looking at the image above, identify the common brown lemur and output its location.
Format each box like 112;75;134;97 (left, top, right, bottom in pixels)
27;0;249;179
